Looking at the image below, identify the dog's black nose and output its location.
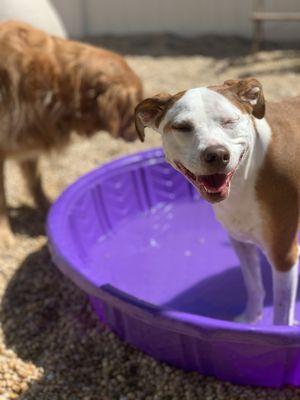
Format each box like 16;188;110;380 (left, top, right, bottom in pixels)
202;145;230;168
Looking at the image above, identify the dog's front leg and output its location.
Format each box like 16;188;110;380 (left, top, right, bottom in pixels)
231;237;265;323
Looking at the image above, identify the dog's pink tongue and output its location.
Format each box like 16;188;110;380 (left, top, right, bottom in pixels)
199;174;227;190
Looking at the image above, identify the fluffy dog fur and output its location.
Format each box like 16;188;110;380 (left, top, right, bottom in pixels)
0;21;143;243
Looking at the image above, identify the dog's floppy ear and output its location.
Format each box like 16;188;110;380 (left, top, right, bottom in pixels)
135;93;172;142
224;78;265;119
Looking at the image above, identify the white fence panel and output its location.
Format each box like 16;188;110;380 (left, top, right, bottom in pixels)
52;0;300;40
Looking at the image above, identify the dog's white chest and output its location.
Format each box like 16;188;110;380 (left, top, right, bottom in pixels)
213;118;272;245
213;176;263;244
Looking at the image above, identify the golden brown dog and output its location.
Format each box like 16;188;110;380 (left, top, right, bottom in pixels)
0;21;143;243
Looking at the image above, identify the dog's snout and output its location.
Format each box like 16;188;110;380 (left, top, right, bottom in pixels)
202;145;230;168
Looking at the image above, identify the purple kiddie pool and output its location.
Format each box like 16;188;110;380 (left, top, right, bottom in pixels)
47;148;300;388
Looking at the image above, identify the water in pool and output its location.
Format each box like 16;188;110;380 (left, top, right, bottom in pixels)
87;200;299;325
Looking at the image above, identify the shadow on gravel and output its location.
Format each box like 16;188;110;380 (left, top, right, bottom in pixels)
0;245;157;399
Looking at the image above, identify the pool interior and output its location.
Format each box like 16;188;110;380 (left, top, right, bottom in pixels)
66;158;300;326
89;199;298;325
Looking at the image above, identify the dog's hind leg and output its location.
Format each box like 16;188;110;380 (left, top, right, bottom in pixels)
0;158;14;245
20;158;51;212
271;258;299;326
231;237;265;323
262;213;299;326
266;236;299;326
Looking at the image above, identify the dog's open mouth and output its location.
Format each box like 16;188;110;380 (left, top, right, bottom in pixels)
174;161;236;203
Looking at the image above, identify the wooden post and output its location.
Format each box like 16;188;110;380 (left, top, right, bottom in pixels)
252;0;264;53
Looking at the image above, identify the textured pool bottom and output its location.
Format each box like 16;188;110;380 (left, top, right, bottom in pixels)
48;148;300;388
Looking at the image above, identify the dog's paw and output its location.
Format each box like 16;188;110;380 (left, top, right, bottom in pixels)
234;311;262;324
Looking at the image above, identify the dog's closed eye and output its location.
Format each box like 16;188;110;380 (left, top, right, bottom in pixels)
220;117;239;127
172;121;194;132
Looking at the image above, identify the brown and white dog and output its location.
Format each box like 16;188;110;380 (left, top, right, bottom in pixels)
135;78;300;326
0;21;143;243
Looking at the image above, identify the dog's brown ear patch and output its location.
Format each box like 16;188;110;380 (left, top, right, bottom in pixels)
224;78;265;119
134;93;172;142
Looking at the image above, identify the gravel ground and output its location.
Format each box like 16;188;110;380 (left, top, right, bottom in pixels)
1;35;300;400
